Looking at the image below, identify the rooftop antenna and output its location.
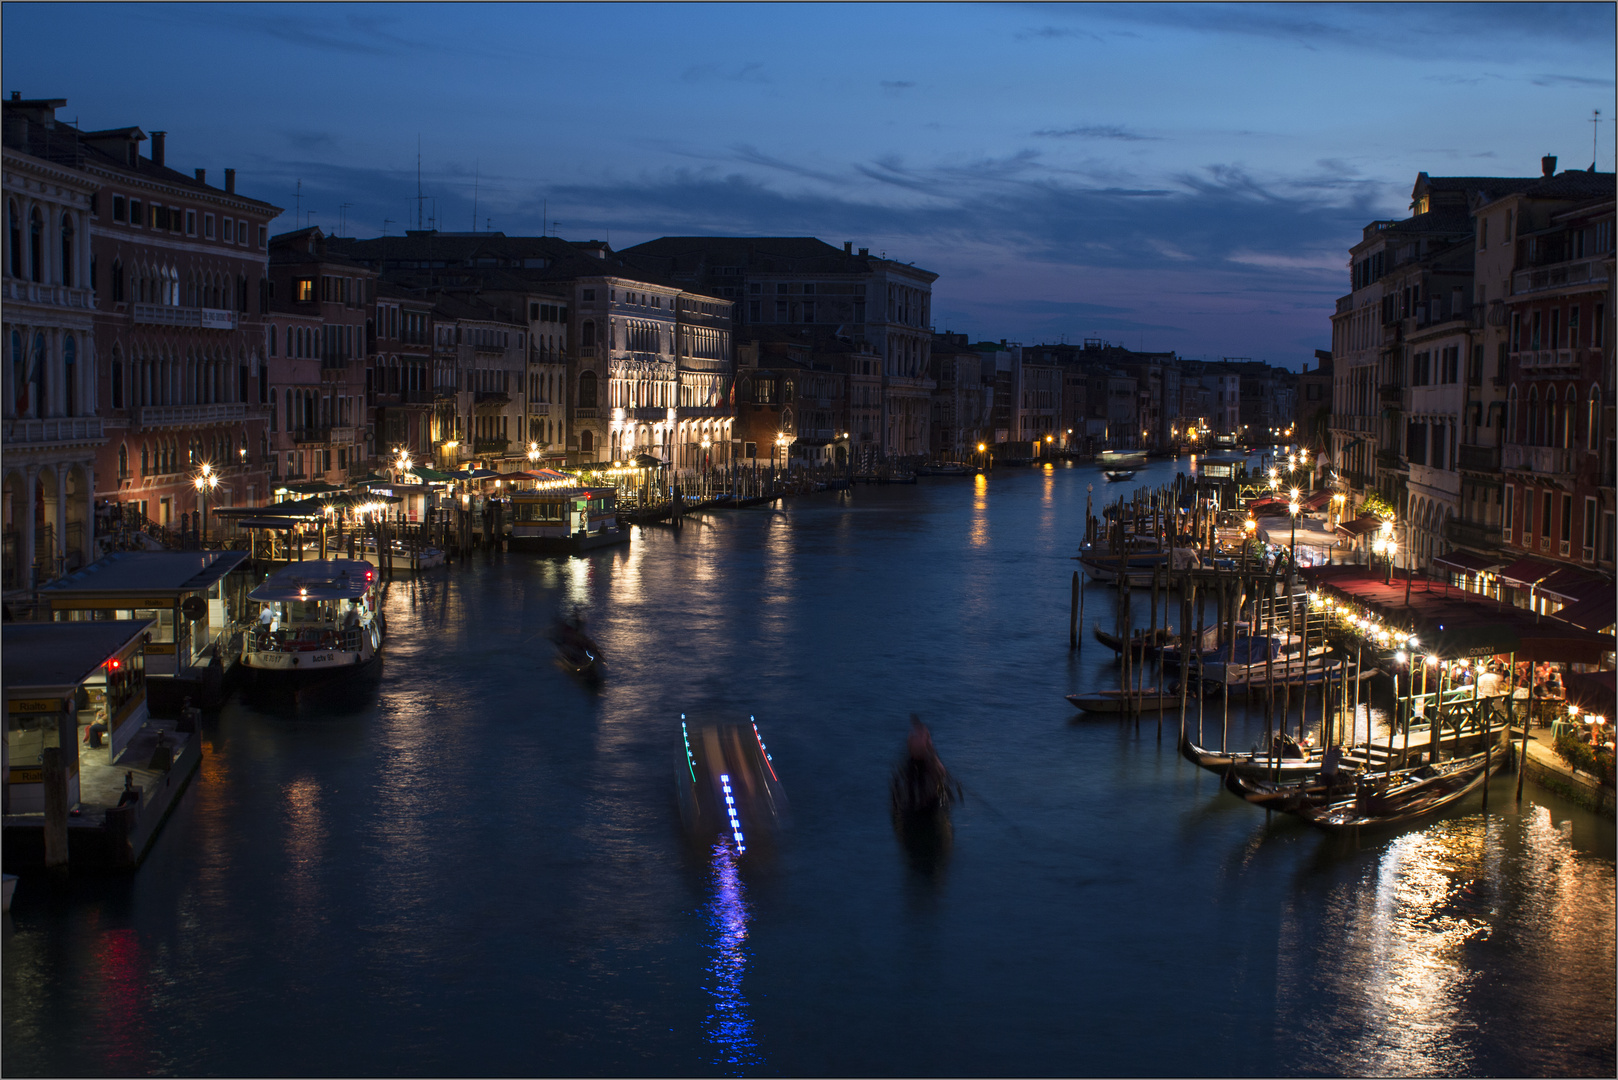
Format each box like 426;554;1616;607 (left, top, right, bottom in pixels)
1593;108;1602;169
382;217;394;238
542;198;547;237
339;201;352;237
416;135;425;231
471;159;479;231
294;180;302;228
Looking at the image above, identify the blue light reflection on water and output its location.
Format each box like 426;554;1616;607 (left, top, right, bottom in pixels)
703;841;760;1074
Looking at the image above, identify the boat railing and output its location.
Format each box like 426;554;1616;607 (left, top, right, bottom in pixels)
248;626;365;654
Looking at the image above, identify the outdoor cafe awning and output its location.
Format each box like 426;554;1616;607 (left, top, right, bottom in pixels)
1540;566;1610;605
1334;514;1385;538
1301;565;1615;664
1433;550;1502;575
1551;591;1617;633
1498;557;1557;588
1302;489;1334;512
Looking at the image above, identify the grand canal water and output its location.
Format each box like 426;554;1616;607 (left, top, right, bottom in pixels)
4;459;1615;1077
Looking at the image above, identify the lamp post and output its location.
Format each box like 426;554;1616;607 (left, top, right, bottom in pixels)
701;434;712;499
1288;487;1300;569
1372;520;1396;585
192;462;218;547
978;442;988;474
527;441;540;468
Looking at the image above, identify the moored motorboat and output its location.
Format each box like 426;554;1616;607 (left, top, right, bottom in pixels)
1103;469;1137;482
1097;449;1148;469
242;560;384;679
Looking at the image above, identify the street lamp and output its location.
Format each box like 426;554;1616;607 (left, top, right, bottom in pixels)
701;434;712;497
1288;488;1301;567
527;441;540;467
978;442;987;473
192;462;218;546
1372;520;1397;585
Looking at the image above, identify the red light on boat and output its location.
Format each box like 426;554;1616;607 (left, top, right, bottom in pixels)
108;658;121;669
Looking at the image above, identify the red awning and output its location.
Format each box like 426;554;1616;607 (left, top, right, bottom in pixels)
1539;567;1609;604
1335;514;1385;538
1551;591;1617;633
1433;550;1503;575
1563;671;1616;715
1498;557;1558;587
1303;489;1334;511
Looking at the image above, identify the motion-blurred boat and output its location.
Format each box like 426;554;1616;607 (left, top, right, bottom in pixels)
677;716;788;854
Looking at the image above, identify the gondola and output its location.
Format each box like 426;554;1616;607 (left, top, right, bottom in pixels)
1223;760;1358;809
1103;469;1137;482
548;613;603;683
1296;750;1504;831
1066;688;1188;713
1179;732;1341;782
1091;623;1175;655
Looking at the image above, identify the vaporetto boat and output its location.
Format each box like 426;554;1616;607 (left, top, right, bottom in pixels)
242;559;384;678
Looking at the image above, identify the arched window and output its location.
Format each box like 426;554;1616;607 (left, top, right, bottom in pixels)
1564;386;1579;448
28;208;43;283
7;201;19;278
1546;386;1559;448
111;350;123;409
1591;385;1603;452
63;335;76;417
1507;385;1518;441
30;333;45;417
59;213;73;287
140;444;149;476
578;370;597;408
1526;386;1538;445
111;259;124;303
118;444;128;478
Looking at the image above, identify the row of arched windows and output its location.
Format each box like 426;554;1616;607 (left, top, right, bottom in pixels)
6;200;75;286
1507;383;1603;450
107;349;247;409
7;328;82;419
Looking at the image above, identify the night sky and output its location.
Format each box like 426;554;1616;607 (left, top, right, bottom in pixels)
4;2;1613;365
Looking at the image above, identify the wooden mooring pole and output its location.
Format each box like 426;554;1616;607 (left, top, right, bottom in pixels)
1070;571;1079;649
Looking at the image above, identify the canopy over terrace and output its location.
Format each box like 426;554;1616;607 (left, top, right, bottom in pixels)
212;493;403;526
1302;565;1615;664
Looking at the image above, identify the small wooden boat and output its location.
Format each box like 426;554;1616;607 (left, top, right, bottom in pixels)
1180;733;1341;782
549;614;603;683
1066;689;1185;713
1297;751;1503;831
1224;758;1358;809
1104;469;1137;482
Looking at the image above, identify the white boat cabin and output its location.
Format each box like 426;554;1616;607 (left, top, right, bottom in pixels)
244;560;383;675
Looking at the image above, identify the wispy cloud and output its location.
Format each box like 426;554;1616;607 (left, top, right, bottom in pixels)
729;144;843;185
879;80;915;91
1033;125;1158;141
1528;73;1615;87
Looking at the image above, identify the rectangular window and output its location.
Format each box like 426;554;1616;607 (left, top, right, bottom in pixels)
1605;511;1616;563
1561;494;1573;556
111;194;125;222
582;289;595;301
1521;487;1533;544
223;217;234;243
129;199;141;226
1585;497;1597;562
749;300;761;322
238;221;248;244
259;226;267;249
1541;487;1553;546
185;209;196;236
803;301;815;323
295;278;314;302
776;300;787;321
1550;309;1561;349
203;214;214;239
1569;305;1581;349
1595;304;1606;348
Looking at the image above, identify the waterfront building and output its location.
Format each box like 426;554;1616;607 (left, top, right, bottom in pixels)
262;304;323;489
1295;350;1333;451
2;101;101;589
929;332;992;461
2;98;280;547
619;237;937;460
267;228;376;484
1018;354;1063;452
733;337;797;470
424;292;527;470
370;282;436;467
1497;167;1616;614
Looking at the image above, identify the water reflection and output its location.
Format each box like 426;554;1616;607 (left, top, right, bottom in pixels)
703;841;760;1073
969;474;988;549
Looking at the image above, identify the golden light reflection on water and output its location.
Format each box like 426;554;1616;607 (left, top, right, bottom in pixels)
282;776;327;922
1277;806;1617;1076
969;474;989;549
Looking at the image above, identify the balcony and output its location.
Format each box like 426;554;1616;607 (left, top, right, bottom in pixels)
473;437;509;455
132;303;238;330
573;408;599;419
4;280;94;311
1445;517;1501;552
1456;443;1500;472
1377;383;1405;405
135;402;254;429
527;403;551;416
1512;257;1610;297
1376;450;1407;472
473;391;511;408
290;426;332;445
1513;349;1590;374
2;415;104;448
1502;443;1572;476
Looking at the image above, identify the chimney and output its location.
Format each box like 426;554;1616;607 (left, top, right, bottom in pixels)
194;168;205;185
224;168;235;194
150;131;165;168
858;247;868;257
844;241;852;254
9;92;18;101
1542;154;1557;177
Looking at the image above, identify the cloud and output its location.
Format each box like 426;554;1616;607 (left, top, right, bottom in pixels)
1033;125;1158;141
1014;25;1107;43
730;144;844;184
1528;73;1615;88
280;129;337;152
879;80;915;91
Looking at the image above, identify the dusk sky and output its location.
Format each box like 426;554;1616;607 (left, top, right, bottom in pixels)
5;2;1613;366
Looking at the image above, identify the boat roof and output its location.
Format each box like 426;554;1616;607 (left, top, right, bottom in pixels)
249;559;378;602
41;550;247;597
3;620;153;696
510;486;615;499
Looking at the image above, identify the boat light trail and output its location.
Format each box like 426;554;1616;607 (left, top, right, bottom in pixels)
720;773;746;853
681;715;696;783
749;716;777;782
